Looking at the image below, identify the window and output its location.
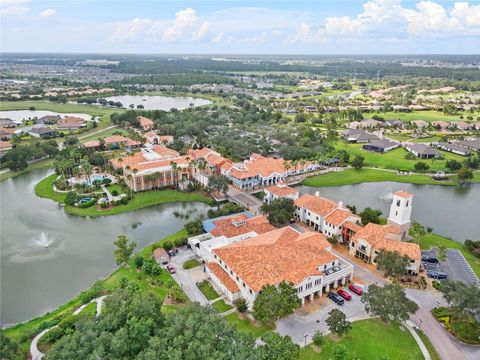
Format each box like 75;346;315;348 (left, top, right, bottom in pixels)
395;211;398;216
242;282;245;287
406;201;409;207
324;265;327;269
249;289;253;294
236;276;239;281
306;283;312;290
396;200;401;206
315;279;321;286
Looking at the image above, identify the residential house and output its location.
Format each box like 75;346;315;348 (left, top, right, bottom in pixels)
433;142;471;156
452;139;480;152
0;118;15;128
36;115;60;125
340;129;379;143
188;147;232;175
84;135;142;151
137;116;154;131
304;106;317;113
358;119;384;129
294;192;360;240
362;139;400;153
405;143;440;159
0;127;15;140
431;121;449;130
385;119;404;128
449;121;473;131
153;247;169;265
57;117;86;130
145;131;174;145
392;105;411;112
0;140;13;156
28;126;57;138
263;182;299;204
411;120;428;129
205;226;354;308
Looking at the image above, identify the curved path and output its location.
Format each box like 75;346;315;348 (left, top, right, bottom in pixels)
30;295;107;360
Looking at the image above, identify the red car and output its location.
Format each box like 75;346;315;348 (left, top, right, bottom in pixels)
337;289;351;300
166;264;176;274
348;284;363;296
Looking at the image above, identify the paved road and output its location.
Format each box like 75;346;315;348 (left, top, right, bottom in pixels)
169;248;210;305
227;185;263;214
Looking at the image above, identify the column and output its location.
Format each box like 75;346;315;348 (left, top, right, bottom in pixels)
301;297;305;306
309;293;314;302
333;280;338;289
326;283;330;293
341;277;346;286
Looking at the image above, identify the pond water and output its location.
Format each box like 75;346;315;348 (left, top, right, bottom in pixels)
0;110;92;124
101;95;212;111
297;182;480;243
0;169;211;326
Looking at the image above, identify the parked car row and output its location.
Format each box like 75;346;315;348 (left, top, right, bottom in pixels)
328;284;363;305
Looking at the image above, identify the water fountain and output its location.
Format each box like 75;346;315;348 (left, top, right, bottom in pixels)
35;232;53;248
379;186;394;202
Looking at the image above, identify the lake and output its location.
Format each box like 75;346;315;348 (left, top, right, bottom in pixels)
0;110;93;124
101;95;212;111
297;182;480;243
0;169;211;326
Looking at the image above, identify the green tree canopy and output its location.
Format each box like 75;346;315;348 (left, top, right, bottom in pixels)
325;309;352;337
375;250;410;277
351;155;365;169
439;280;480;318
260;198;296;225
359;207;382;225
361;284;419;322
113;235;136;266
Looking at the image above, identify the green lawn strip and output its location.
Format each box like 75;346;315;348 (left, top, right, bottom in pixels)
211;299;233;313
302;168;456;187
34;173;213;216
223;311;272;338
197;280;220;300
380;110;467;123
79;127;130;143
183;258;201;270
4;229;188;356
415;329;441;360
419;233;480;277
299;319;423;360
334;141;465;172
0;158;55;182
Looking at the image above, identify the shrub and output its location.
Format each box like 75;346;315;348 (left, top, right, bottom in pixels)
102;178;112;185
38;318;61;330
111;189;119;196
142;259;154;275
64;191;79;206
100;201;108;208
133;255;144;269
162;241;173;251
42;327;64;344
120;197;128;205
151;265;162;276
464;239;480;258
58;314;81;331
78;281;103;304
234;298;248;313
414;161;430;172
78;198;96;208
174;237;188;248
312;330;325;347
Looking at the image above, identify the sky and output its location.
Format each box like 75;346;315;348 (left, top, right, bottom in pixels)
1;0;479;54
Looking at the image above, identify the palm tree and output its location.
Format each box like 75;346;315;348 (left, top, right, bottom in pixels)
170;162;178;189
283;160;291;180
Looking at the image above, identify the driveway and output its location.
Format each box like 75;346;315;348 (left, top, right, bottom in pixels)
168;247;209;305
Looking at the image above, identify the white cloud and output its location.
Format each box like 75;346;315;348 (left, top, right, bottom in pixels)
40;9;56;17
192;21;211;40
0;5;29;15
163;8;198;42
110;18;157;43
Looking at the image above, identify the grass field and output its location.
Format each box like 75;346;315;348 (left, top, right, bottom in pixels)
415;329;441;360
4;229;187;358
35;173;213;216
299;319;423;360
380;110;468;123
334;141;465;172
183;258;201;270
223;311;273;338
197;280;220;300
79;127;129;143
302;168;458;187
419;233;480;277
211;299;233;313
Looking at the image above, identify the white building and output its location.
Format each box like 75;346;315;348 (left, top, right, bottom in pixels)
263;182;299;204
387;191;413;239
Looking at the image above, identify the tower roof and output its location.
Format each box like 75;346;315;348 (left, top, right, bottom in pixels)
394;191;413;199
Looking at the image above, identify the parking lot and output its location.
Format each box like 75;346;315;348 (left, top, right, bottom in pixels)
277;287;368;345
422;249;479;286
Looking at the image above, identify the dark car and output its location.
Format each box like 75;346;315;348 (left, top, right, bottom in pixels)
422;255;439;264
328;292;345;305
168;249;176;257
427;271;447;279
337;289;352;301
348;284;363;296
166;264;176;274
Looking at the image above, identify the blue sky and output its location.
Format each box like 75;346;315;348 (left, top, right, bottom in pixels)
1;0;479;54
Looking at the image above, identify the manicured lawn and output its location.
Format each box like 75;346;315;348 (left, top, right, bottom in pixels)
380;110;467;123
302;168;456;187
0;157;54;182
299;319;423;360
415;329;441;360
34;173;213;216
223;311;272;338
334;141;464;172
419;233;480;277
183;258;201;270
197;280;220;300
79;127;130;143
211;299;233;313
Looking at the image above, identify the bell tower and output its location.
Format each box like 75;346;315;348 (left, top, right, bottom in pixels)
387;191;413;240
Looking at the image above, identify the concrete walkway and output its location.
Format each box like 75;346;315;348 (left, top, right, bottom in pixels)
30;295;107;360
406;320;431;360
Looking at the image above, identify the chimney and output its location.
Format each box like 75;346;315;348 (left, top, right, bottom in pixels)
315;191;320;197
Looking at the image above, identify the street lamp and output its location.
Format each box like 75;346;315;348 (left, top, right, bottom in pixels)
419;318;423;330
303;333;308;347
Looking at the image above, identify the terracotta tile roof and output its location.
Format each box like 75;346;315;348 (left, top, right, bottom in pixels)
153;247;168;261
0;127;15;135
213;227;337;291
343;221;362;232
210;214;275;238
0;140;12;149
84;140;100;148
265;183;298;197
394;191;413;199
137;116;154;129
207;262;239;293
188;147;219;159
109;146;181;170
325;209;358;226
295;194;338;217
352;223;420;260
145;130;157;138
